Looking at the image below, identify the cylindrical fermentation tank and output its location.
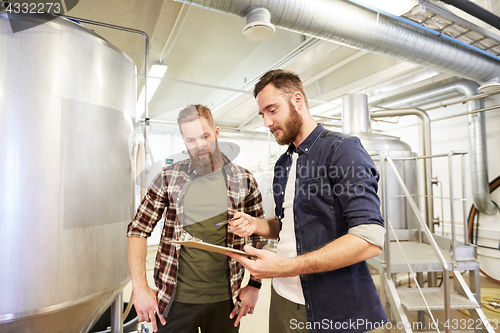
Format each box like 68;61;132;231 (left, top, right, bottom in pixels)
342;94;419;231
0;12;135;332
251;168;275;218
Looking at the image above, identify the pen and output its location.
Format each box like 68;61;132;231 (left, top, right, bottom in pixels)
215;217;239;227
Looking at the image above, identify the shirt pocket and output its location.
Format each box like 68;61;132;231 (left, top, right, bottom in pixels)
296;177;334;216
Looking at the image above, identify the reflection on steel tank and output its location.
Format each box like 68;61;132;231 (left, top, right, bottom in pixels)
0;13;135;333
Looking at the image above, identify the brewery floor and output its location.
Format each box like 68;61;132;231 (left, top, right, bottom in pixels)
122;247;500;333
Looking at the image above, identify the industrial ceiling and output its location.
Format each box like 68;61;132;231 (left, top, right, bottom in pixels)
67;0;500;133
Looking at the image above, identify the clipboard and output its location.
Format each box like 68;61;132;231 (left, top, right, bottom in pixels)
170;240;256;259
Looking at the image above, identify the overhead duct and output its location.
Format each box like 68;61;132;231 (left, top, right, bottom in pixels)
175;0;500;83
375;79;497;215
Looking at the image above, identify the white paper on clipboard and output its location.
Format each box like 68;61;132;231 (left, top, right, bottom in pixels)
169;240;256;259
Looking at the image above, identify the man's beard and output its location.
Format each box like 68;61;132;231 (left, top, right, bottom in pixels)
189;142;224;176
270;101;303;146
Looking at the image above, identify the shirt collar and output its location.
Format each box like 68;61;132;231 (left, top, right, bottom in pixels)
287;123;325;156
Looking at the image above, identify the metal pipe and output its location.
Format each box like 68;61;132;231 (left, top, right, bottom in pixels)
140;118;271;137
420;87;500;109
375;79;497;215
461;154;468;245
449;152;457;261
371;109;434;233
137;74;253;94
110;293;123;333
175;0;500;83
430;104;500;121
458;82;497;215
342;94;371;135
443;270;451;333
380;152;390;279
468;106;497;214
434;178;445;237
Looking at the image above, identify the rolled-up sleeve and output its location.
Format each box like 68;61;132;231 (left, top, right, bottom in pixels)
329;136;385;230
349;224;386;249
127;170;168;238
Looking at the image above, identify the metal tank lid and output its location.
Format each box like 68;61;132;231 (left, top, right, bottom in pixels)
0;11;135;66
341;94;415;157
356;132;415;157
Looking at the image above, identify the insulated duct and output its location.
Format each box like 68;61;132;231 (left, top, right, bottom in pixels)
376;79;497;215
176;0;500;83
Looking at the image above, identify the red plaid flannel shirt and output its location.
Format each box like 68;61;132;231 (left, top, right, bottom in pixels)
127;156;266;315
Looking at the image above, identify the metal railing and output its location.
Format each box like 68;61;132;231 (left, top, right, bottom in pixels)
417;151;469;260
380;153;452;333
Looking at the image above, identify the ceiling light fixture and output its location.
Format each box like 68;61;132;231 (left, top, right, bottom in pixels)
136;63;168;121
242;7;275;42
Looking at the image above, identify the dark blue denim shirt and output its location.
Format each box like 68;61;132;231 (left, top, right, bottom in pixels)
273;123;387;333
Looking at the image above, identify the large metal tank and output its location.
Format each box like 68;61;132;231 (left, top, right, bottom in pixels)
342;94;419;231
251;168;275;219
0;12;135;333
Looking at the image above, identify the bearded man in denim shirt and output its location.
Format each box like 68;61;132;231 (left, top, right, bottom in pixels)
228;70;388;333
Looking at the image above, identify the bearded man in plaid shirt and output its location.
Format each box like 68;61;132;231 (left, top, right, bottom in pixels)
128;104;267;333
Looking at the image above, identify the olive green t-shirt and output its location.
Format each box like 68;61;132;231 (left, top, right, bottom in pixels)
174;169;232;303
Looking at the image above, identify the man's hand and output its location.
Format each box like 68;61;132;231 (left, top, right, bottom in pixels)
228;212;257;237
226;245;293;280
229;284;260;327
133;285;167;332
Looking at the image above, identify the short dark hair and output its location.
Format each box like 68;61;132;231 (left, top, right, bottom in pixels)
177;104;215;133
253;69;308;107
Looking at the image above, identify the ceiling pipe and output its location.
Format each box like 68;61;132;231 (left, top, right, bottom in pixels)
438;0;500;31
175;0;500;83
375;79;497;215
374;78;488;109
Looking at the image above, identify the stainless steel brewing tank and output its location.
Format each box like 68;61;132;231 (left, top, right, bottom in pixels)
251;169;275;218
0;13;135;333
359;133;419;231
